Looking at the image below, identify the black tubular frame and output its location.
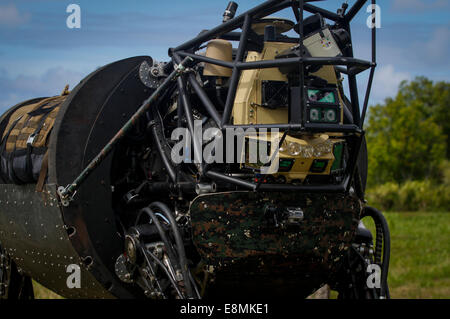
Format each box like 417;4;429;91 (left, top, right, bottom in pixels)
166;0;377;194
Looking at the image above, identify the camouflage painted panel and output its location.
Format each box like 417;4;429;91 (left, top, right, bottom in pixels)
190;191;362;275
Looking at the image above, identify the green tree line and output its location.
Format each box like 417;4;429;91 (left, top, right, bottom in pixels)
365;77;449;211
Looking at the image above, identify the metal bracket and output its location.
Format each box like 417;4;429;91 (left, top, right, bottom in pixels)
26;133;37;146
57;185;74;207
174;58;194;76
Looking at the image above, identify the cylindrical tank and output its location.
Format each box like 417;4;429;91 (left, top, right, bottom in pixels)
0;56;155;298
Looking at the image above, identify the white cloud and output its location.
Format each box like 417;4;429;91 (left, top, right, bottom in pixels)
392;0;449;12
8;67;83;93
0;4;30;27
371;65;411;103
0;67;85;112
419;26;450;65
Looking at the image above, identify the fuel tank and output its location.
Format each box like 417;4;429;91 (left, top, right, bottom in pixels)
0;56;155;298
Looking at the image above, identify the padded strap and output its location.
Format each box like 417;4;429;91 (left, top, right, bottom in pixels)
36;150;48;192
25;108;55;180
27;100;60;117
0;116;23;183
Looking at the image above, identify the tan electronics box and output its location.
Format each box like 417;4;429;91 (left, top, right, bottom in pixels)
303;27;342;58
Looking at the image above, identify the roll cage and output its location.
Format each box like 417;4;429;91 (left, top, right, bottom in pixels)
58;0;378;203
169;0;377;195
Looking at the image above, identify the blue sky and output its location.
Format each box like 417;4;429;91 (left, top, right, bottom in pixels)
0;0;449;113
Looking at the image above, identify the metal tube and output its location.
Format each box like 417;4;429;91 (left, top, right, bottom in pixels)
236;57;300;70
305;57;373;68
177;51;234;69
372;0;377;65
344;134;365;193
348;76;361;127
150;123;177;183
236;57;372;70
361;0;377;127
177;76;203;167
361;67;375;127
172;0;285;52
219;31;245;42
222;123;361;133
342;20;362;128
295;0;305;125
176;93;183;184
345;0;369;22
221;14;252;126
253;0;292;20
173;54;222;129
335;66;349;75
304;3;342;22
187;73;222;128
205;170;256;191
258;183;346;193
223;124;304;130
58;57;193;203
174;50;222;128
206;171;348;193
343;102;355;124
303;123;361;133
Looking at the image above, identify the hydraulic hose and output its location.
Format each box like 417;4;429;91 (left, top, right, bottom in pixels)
149;201;195;299
361;206;391;299
149;122;177;183
139;243;184;299
139;207;181;275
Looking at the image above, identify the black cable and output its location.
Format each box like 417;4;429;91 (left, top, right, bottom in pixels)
374;222;383;265
137;246;166;298
361;206;391;298
139;244;184;299
150;123;177;182
188;270;202;299
149;201;195;299
140;207;181;274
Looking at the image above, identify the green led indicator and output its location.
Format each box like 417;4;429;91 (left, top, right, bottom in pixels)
279;158;294;172
310;159;329;173
314;161;325;168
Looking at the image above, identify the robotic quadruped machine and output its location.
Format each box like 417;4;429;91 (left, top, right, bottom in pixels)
0;0;390;299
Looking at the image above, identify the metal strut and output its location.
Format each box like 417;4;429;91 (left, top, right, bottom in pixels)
57;56;193;206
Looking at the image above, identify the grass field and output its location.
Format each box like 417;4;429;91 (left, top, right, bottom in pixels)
33;212;449;299
361;212;449;299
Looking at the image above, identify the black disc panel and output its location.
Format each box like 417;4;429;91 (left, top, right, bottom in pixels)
48;56;155;298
